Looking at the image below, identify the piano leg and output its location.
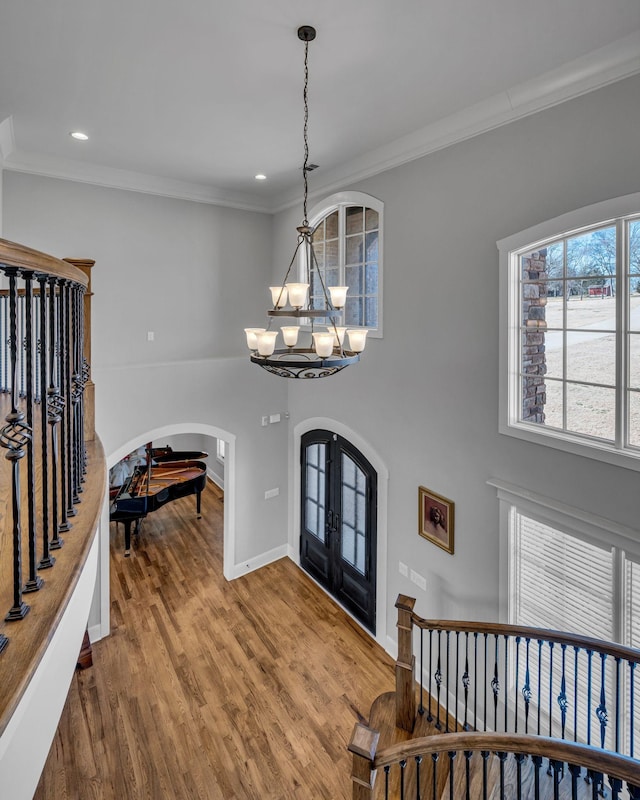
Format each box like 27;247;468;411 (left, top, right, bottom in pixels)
196;490;202;520
124;519;133;557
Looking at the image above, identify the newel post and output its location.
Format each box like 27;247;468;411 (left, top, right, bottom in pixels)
347;723;379;800
395;593;416;731
63;258;95;441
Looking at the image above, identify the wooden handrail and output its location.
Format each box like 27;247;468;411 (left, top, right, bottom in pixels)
394;593;640;757
410;614;640;664
0;238;88;286
349;724;640;799
373;732;640;781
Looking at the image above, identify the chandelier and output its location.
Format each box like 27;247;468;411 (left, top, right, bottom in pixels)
245;25;367;379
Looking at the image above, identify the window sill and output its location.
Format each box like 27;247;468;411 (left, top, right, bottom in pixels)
499;420;640;473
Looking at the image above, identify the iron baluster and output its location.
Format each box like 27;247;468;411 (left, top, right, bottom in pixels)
574;647;580;742
427;628;433;721
22;272;43;594
483;633;488;732
630;662;636;758
503;634;508;732
497;751;507;800
491;635;500;732
587;649;593;746
431;752;438;800
419;627;424;715
384;765;390;800
448;751;456;800
523;638;531;734
596;653;608;749
445;630;450;732
532;754;543;800
435;630;442;730
568;763;582;800
550;759;563;800
464;750;472;800
514;752;526;800
37;275;54;569
19;292;25;397
549;640;555;738
473;632;478;731
481;751;489;800
34;289;41;402
48;277;64;550
515;636;520;734
1;269;31;622
614;657;620;753
462;632;470;730
558;643;568;739
414;755;422;800
609;776;623;800
399;758;406;800
58;281;72;532
1;293;7;391
537;639;543;736
455;631;459;732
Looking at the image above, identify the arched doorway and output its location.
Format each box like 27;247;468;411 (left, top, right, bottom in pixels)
300;429;378;633
93;422;235;641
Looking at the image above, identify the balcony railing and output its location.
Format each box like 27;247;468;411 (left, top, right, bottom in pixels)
0;238;105;741
348;595;640;799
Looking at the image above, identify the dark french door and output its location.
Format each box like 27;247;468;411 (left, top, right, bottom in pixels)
300;430;377;633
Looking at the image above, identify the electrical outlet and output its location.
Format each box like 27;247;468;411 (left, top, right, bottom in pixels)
147;331;155;341
269;413;281;424
261;416;269;427
399;561;408;577
264;488;279;499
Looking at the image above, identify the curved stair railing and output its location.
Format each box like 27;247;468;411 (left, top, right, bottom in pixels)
0;238;105;739
348;594;640;799
349;728;640;800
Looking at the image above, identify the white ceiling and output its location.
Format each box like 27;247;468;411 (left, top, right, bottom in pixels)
1;0;639;213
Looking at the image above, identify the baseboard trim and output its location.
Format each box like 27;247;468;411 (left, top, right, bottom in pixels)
230;544;288;579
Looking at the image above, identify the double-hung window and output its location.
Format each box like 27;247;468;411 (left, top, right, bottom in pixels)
492;479;640;754
306;192;383;336
498;193;640;468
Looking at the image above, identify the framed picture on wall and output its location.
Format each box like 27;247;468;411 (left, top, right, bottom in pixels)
418;486;454;554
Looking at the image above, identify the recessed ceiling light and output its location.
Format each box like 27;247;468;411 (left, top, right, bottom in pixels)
70;131;89;141
255;174;267;181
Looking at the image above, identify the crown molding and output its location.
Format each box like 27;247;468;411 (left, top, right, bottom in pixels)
2;30;639;215
270;30;640;214
0;147;272;214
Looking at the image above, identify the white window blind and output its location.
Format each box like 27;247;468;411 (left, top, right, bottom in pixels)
509;506;640;753
510;509;614;641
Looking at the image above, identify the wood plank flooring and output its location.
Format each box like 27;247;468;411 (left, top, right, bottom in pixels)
33;481;395;800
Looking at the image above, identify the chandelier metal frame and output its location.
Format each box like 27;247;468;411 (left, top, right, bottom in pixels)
246;25;366;379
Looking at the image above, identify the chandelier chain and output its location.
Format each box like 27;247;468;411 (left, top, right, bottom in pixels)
302;37;310;226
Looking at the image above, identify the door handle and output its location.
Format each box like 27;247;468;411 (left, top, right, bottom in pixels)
326;509;334;533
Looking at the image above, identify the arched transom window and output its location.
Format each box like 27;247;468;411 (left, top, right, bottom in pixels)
307;191;383;336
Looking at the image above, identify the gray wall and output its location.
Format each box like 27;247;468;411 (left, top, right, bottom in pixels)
3;72;640;645
273;74;640;633
2;174;289;571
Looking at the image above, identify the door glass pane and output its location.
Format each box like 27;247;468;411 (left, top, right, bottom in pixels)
341;453;366;576
305;443;326;543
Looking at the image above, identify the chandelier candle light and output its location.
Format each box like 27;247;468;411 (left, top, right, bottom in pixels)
245;25;367;379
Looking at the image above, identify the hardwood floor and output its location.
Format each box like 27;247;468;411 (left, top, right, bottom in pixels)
34;481;395;800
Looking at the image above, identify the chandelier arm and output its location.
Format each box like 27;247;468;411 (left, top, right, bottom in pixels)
275;237;306;304
307;235;345;355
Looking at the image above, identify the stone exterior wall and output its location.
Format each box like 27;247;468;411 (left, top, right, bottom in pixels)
521;249;547;423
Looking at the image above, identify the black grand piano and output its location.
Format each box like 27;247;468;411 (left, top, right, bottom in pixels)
110;446;208;556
